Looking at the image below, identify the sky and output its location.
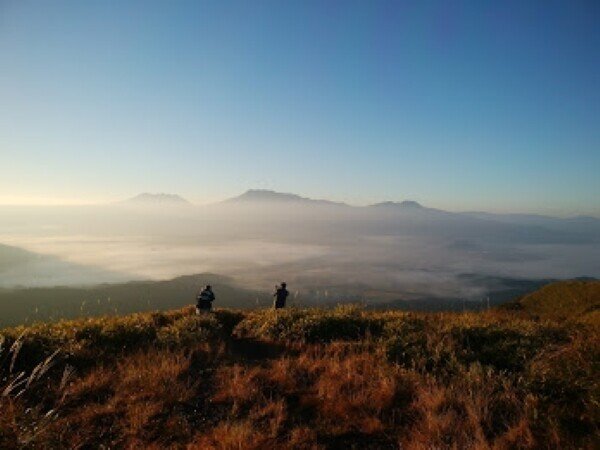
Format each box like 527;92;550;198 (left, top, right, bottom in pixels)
1;0;599;215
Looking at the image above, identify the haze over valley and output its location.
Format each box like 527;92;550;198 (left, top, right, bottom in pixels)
1;189;597;324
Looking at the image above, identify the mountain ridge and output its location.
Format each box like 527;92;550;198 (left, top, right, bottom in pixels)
370;200;426;209
116;189;598;220
222;189;348;207
124;193;191;205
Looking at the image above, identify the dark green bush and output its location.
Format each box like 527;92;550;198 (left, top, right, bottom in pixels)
451;324;569;372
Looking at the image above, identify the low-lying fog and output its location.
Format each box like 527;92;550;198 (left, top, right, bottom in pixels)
1;191;598;304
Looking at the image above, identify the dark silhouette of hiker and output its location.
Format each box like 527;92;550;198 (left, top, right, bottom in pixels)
273;282;289;309
196;285;215;314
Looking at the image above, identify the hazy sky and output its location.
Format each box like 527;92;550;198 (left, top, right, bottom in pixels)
1;1;599;215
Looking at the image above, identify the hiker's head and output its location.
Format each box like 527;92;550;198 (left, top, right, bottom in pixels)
281;282;286;288
206;285;212;290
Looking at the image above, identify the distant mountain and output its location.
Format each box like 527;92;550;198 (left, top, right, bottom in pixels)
223;189;347;206
216;190;598;245
370;200;426;210
124;193;191;205
221;190;599;226
226;190;426;209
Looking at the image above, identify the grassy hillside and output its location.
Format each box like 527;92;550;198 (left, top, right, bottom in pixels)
1;297;598;449
502;280;600;321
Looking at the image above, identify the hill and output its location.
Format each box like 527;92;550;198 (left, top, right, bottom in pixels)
0;274;266;328
0;285;597;448
502;279;600;320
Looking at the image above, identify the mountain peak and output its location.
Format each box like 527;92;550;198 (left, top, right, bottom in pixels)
371;200;424;209
225;189;347;206
398;200;423;208
233;189;305;202
125;193;190;205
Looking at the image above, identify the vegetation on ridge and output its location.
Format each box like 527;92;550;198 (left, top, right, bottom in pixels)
0;282;598;449
502;279;600;321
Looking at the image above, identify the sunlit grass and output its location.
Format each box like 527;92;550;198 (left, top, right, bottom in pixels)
0;302;597;448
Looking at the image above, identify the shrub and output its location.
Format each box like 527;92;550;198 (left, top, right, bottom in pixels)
234;305;384;343
451;324;569;372
383;315;449;372
525;332;600;447
157;314;222;346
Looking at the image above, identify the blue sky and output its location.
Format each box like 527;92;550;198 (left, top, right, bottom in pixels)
1;0;599;215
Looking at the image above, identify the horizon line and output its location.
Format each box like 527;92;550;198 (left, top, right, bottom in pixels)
0;191;598;219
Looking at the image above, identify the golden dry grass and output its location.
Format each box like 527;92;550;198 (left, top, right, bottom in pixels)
0;301;598;449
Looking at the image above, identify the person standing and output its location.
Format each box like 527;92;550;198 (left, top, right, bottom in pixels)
196;285;215;314
273;282;289;309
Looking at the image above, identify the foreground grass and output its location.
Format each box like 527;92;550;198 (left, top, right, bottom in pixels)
0;305;598;449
